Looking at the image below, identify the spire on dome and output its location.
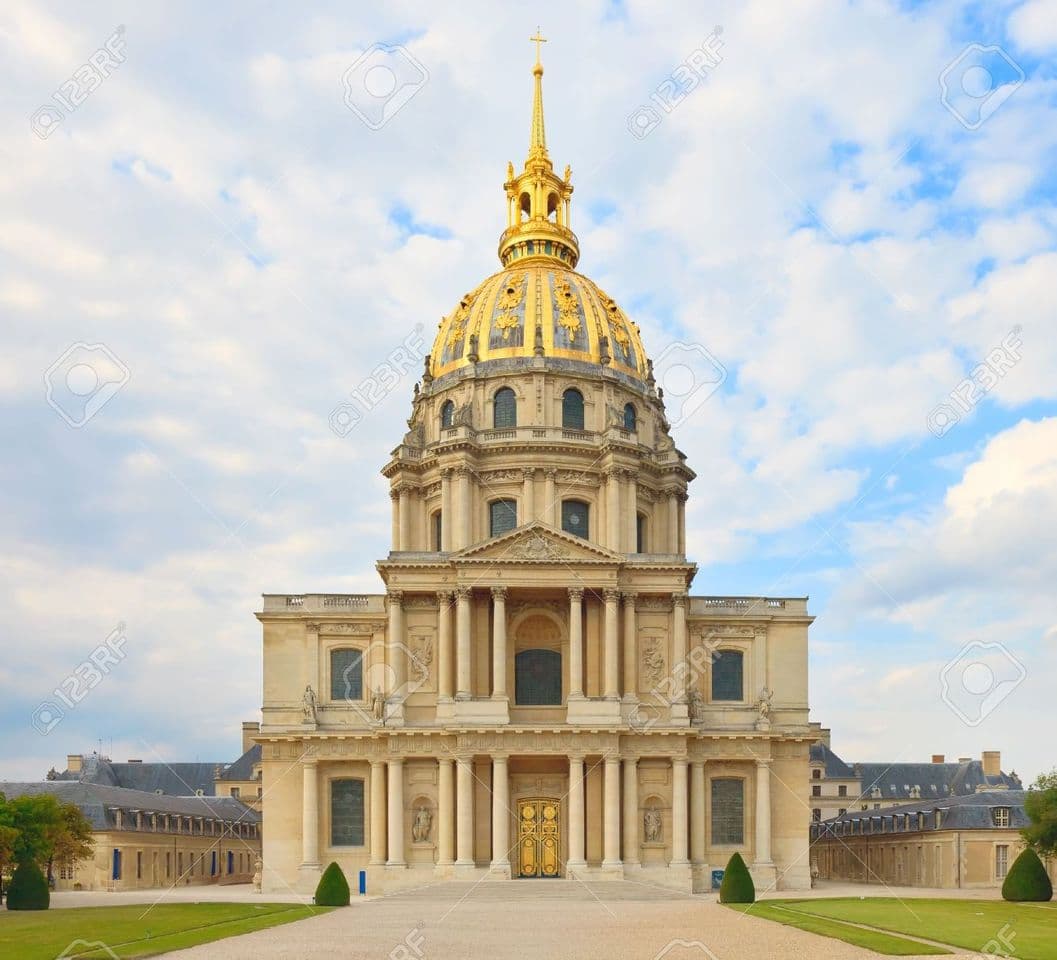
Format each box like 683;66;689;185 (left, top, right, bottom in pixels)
528;28;548;162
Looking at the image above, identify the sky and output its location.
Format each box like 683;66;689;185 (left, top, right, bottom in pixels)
1;0;1055;785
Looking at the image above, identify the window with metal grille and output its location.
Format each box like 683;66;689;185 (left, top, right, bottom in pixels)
440;399;454;429
711;649;743;701
623;403;637;431
330;648;363;701
561;499;589;538
493;387;517;427
562;388;584;429
490;499;518;537
515;649;562;705
711;778;744;844
331;778;365;846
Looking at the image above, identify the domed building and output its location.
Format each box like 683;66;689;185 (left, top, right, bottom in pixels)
256;42;813;895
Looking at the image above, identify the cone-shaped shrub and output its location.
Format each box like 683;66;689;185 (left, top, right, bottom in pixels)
1002;848;1053;902
314;861;351;906
719;851;755;903
6;860;50;910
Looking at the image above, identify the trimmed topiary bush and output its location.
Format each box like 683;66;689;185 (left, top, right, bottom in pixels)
314;861;351;906
1002;848;1053;902
719;851;755;904
6;860;50;910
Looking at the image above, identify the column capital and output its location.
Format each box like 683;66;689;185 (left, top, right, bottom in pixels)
622;591;639;606
490;585;508;601
567;752;585;765
387;589;404;605
387;756;404;767
390;488;400;501
435;589;454;603
544;467;558;478
455;753;474;766
602;588;621;603
755;757;772;768
568;587;584;601
522;466;536;479
455;586;473;600
369;758;385;769
302;757;319;768
491;752;510;764
441;466;455;479
671;755;688;768
671;592;688;608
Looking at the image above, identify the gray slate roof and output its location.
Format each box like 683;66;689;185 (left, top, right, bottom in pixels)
0;781;260;832
217;744;261;782
810;742;856;779
814;790;1028;835
855;760;1021;801
51;754;222;796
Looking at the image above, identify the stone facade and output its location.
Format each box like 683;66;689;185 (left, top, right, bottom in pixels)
256;50;814;897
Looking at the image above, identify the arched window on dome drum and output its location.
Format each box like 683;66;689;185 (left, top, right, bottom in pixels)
562;388;584;430
623;403;637;431
489;499;518;538
561;500;589;539
515;649;562;705
547;192;559;223
520;192;531;220
440;399;454;430
711;649;743;701
493;387;517;428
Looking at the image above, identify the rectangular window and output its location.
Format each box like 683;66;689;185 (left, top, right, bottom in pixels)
812;784;821;797
710;650;743;701
838;785;847;797
812;769;821;780
489;499;518;537
561;500;589;539
995;845;1009;879
136;851;142;879
433;511;443;550
330;647;363;701
710;778;744;845
331;778;366;846
231;787;240;799
993;808;1010;827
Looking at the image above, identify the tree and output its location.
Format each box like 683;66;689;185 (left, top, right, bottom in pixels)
0;792;18;900
718;851;755;904
1002;848;1053;902
2;793;95;882
44;802;94;883
1022;768;1057;858
314;862;351;906
6;859;50;910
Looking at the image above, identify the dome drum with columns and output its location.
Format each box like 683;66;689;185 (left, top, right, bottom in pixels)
255;35;813;900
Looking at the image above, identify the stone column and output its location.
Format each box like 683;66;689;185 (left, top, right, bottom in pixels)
301;759;320;869
437;757;454;865
568;588;584;699
690;760;706;864
440;469;453;551
387;590;406;699
436;592;453;701
606;470;621;549
544;468;557;526
603;756;622;868
491;587;507;699
522;468;536;523
387;758;405;866
456;756;474;866
390;490;401;550
603;589;620;700
623;757;639;866
567;755;586;870
455;467;471;549
671;758;689;865
398;486;411;550
370;760;387;865
755;760;773;864
671;594;688;706
491;755;510;872
678;493;687;554
622;593;638;701
455;588;472;700
667;491;679;553
625;472;637;552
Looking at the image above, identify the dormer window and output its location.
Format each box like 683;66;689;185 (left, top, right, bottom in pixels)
992;807;1010;827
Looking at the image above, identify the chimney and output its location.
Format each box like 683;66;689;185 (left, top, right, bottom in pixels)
242;721;261;754
932;754;945;764
958;757;971;764
127;759;142;763
982;751;1001;777
66;754;83;773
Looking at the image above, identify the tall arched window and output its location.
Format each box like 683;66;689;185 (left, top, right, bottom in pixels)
623;403;637;431
489;499;518;537
515;649;562;705
711;649;743;701
561;500;589;539
562;388;584;430
440;399;454;429
494;387;517;428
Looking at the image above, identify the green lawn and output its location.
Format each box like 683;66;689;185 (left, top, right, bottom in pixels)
731;897;1057;959
0;902;334;959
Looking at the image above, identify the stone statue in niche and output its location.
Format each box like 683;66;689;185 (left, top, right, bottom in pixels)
687;689;705;722
252;856;263;893
643;806;663;844
370;687;386;723
755;686;773;730
412;805;433;843
302;685;318;724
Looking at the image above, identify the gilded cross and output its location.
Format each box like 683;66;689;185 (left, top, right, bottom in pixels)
530;28;547;64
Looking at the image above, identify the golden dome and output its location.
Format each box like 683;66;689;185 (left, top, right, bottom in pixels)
428;35;648;386
430;265;648;382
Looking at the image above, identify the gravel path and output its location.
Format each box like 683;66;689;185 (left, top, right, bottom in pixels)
165;881;980;960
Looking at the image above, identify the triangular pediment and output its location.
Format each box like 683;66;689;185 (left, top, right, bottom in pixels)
453;522;624;564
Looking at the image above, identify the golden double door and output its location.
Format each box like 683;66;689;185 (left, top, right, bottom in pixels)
517;798;561;878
